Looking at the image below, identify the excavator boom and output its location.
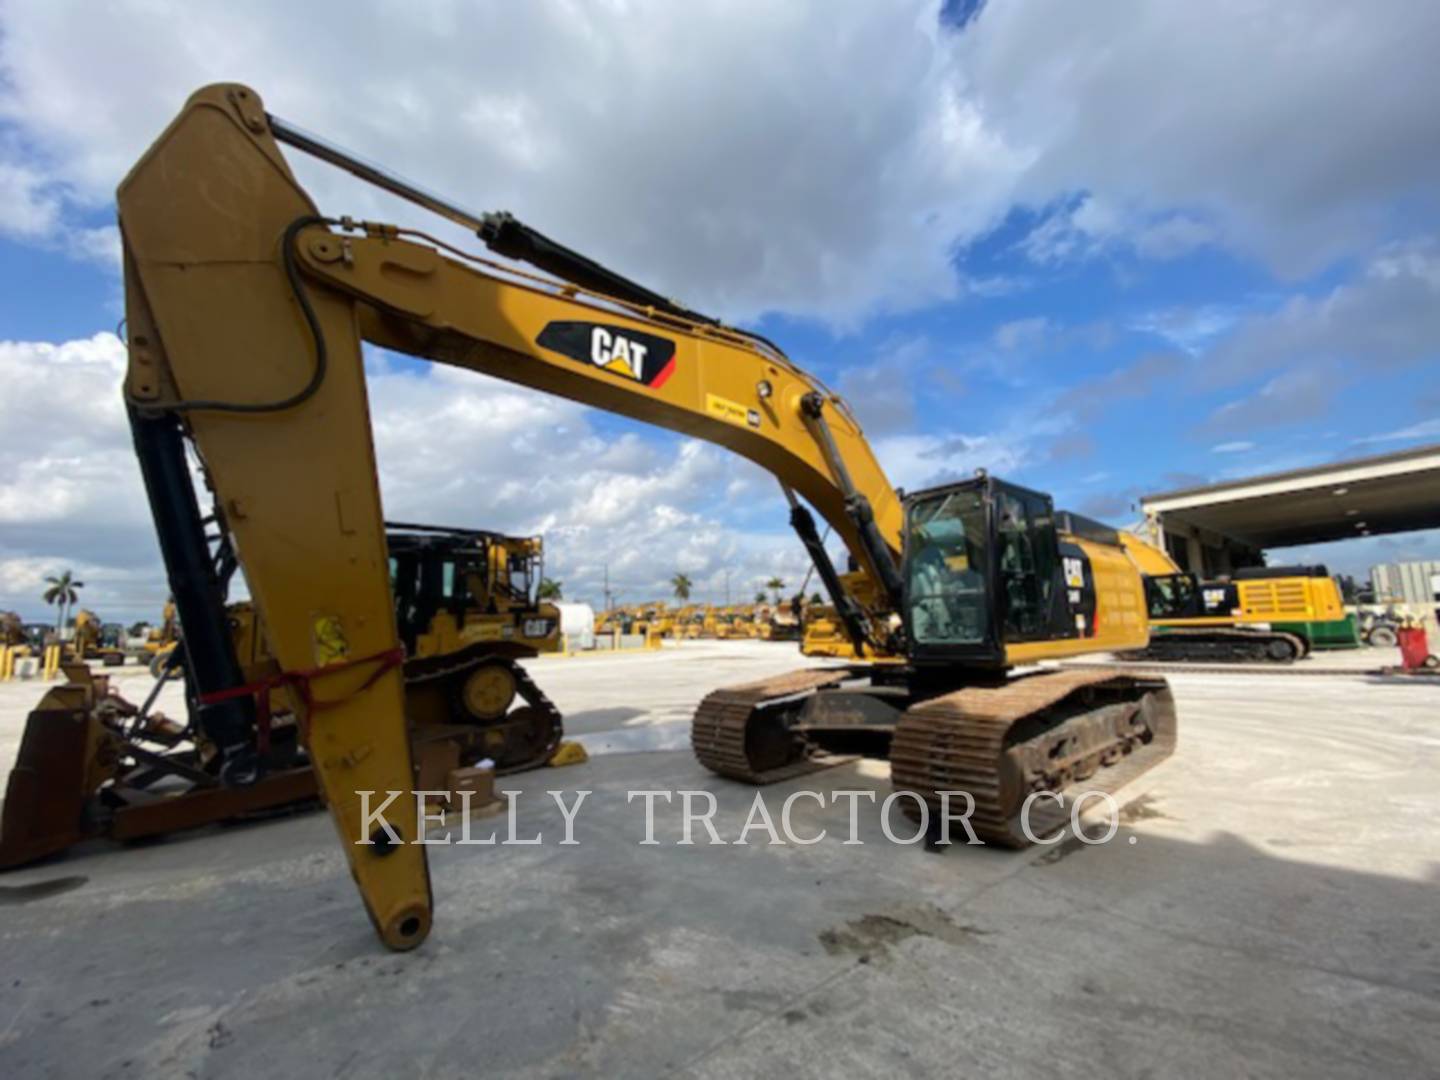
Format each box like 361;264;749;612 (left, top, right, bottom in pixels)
112;84;911;948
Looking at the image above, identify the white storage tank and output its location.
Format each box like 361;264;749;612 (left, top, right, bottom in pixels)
553;602;595;651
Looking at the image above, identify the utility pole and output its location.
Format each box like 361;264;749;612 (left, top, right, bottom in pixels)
603;563;613;612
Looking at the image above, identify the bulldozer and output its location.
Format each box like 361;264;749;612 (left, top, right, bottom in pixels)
70;609;130;666
1117;530;1359;662
2;85;1176;951
0;522;563;872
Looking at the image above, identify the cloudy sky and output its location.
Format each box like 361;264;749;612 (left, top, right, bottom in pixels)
1;0;1438;621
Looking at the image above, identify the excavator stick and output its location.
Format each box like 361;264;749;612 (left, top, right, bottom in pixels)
118;85;431;949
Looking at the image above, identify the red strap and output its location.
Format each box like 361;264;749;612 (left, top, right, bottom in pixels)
199;647;406;728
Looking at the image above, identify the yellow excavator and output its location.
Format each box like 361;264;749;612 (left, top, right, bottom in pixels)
1;86;1175;951
1117;531;1359;662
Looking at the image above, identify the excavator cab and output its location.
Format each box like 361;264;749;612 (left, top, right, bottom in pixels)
1143;573;1235;620
902;475;1072;669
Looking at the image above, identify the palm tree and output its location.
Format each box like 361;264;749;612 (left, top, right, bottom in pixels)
754;590;768;604
537;578;563;600
670;573;692;601
43;570;83;637
766;576;786;605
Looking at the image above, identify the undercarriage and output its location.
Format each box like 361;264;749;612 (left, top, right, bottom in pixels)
692;664;1177;845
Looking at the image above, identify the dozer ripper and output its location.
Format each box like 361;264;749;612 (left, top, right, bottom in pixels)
2;85;1175;951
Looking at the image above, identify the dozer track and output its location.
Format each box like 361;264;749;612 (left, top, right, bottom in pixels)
1126;627;1307;664
890;668;1177;847
406;652;563;775
691;666;861;783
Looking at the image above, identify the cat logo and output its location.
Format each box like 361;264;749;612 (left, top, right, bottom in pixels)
536;320;678;388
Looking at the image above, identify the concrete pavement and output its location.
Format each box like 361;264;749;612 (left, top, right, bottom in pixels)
0;640;1437;1078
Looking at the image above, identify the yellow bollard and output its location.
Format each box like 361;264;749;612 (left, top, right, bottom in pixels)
43;643;62;680
0;645;12;681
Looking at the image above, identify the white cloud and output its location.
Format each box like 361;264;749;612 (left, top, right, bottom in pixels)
0;158;118;266
872;430;1030;494
1200;241;1440;388
958;2;1440;276
1352;419;1440;446
835;335;931;435
1201;368;1340;437
1020;195;1215;266
1128;303;1241;356
0;160;61;237
0;0;1026;328
1211;441;1256;454
3;2;1437;320
992;316;1050;352
0;332;817;618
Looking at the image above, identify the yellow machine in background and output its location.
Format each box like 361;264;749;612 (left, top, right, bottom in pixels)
3;85;1178;951
1117;531;1360;662
70;610;129;666
139;601;183;676
593;605;625;635
1;611;30;650
640;603;674;638
714;604;759;639
0;612;37;680
757;600;802;642
0;522;563;876
388;524;563;768
674;605;708;638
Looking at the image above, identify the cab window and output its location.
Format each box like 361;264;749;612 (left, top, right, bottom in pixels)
994;487;1060;641
906;488;990;645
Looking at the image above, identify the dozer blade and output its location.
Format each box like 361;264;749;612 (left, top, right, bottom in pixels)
890;668;1177;847
0;672;113;869
0;666;321;870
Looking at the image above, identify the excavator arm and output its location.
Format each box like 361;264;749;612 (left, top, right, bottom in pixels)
117;84;907;949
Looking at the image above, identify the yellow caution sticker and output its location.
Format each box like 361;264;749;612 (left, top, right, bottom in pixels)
706;393;761;429
313;615;350;666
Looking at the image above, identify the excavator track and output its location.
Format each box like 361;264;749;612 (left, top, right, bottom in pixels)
1125;627;1308;664
890;668;1176;847
691;666;860;783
